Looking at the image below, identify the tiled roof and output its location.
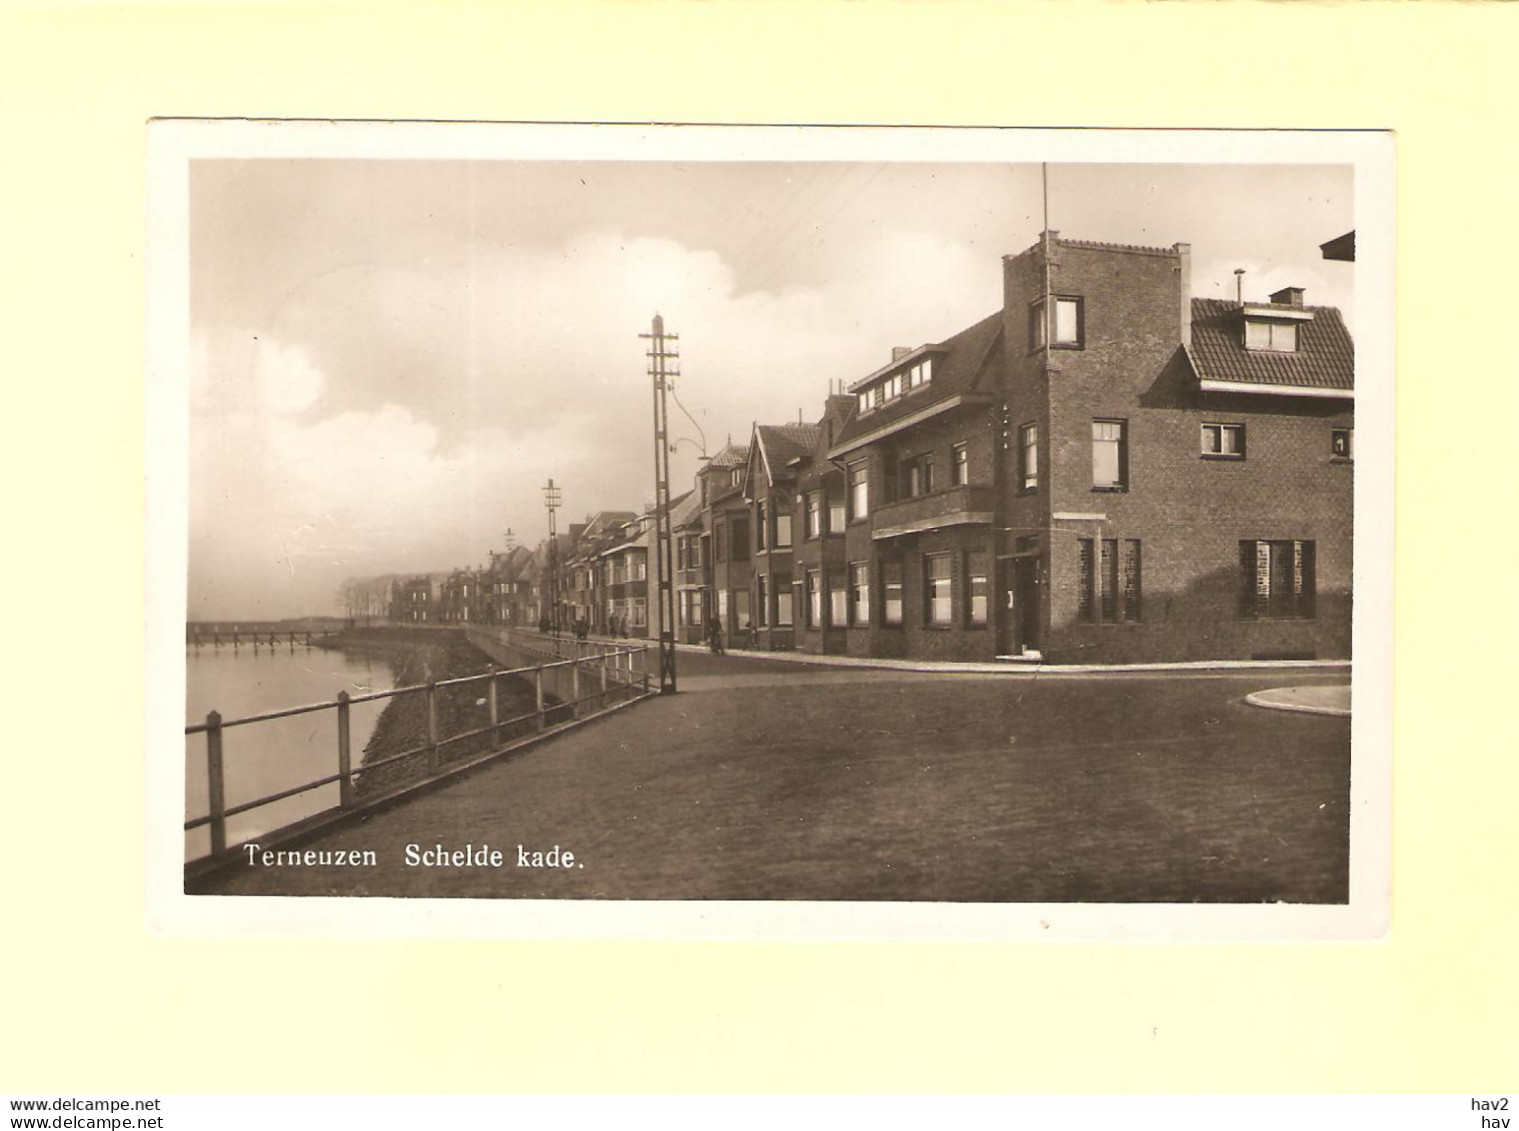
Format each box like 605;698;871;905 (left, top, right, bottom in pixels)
831;311;1003;449
703;443;749;470
756;422;822;471
669;488;703;529
582;510;638;539
1188;299;1354;392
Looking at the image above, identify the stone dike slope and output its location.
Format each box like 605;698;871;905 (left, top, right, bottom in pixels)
318;627;547;797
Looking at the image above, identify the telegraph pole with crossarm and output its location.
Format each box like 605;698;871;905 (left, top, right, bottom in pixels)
542;480;561;634
639;314;679;694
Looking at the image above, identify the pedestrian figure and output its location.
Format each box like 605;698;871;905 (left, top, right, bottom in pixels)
707;615;725;655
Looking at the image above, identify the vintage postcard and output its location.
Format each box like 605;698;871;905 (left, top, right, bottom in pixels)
145;122;1393;938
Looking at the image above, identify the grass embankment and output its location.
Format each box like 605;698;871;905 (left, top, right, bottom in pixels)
318;628;554;798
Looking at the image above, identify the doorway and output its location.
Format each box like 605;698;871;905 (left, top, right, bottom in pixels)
1015;558;1042;654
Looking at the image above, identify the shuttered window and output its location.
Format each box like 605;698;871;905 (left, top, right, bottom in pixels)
1239;540;1316;620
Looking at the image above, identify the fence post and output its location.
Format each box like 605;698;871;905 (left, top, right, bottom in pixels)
642;646;650;694
534;665;545;731
206;711;226;856
426;681;440;775
486;664;499;745
336;691;353;809
599;646;609;705
571;659;581;720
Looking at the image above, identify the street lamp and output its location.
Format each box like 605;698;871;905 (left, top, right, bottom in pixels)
543;480;562;634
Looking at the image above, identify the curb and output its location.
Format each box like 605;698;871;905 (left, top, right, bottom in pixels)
487;629;1353;678
675;644;1352;677
1244;689;1352;718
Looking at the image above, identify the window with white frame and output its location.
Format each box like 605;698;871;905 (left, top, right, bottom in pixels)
951;443;969;487
1202;422;1245;459
1019;423;1038;491
1244;319;1298;352
849;461;869;521
966;550;988;627
881;560;903;626
805;492;822;540
828;492;846;535
829;578;847;626
849;561;870;626
925;553;953;626
1092;419;1128;490
906;453;933;498
775;588;793;627
1032;296;1083;349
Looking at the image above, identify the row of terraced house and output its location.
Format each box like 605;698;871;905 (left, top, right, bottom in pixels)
350;232;1355;665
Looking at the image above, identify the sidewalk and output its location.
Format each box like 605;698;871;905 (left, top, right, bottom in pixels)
553;629;1351;677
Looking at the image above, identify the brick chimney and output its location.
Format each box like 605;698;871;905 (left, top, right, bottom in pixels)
1175;242;1192;347
891;346;912;362
1270;286;1305;307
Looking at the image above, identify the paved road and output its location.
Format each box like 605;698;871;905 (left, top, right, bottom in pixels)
199;652;1352;903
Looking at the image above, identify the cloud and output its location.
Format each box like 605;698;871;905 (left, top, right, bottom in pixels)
189;228;1001;618
256;339;325;414
185;157;1353;621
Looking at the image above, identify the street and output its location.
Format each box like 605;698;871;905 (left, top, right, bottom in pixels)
199;651;1352;903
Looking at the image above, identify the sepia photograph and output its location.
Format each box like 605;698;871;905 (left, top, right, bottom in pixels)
147;123;1390;934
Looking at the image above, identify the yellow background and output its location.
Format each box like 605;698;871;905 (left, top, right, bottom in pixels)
2;0;1515;1093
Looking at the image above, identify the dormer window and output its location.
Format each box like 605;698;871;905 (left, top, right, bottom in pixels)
852;357;934;418
1245;319;1298;353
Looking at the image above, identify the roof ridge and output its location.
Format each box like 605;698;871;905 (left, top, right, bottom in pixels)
1192;297;1345;316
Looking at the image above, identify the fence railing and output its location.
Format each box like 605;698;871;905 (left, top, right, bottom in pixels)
184;641;651;862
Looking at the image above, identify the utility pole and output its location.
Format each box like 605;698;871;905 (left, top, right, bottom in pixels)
639;313;679;694
543;480;561;634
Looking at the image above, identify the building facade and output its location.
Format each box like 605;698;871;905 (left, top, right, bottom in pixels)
352;232;1351;666
993;233;1353;663
743;423;819;651
697;443;752;647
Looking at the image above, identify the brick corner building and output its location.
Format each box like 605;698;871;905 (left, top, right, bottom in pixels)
821;231;1353;664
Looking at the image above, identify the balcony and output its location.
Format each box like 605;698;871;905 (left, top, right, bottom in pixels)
871;484;995;540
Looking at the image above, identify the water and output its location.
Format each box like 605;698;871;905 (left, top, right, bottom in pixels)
185;644;395;861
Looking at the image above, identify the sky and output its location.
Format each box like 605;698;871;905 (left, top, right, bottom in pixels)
187;158;1353;620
